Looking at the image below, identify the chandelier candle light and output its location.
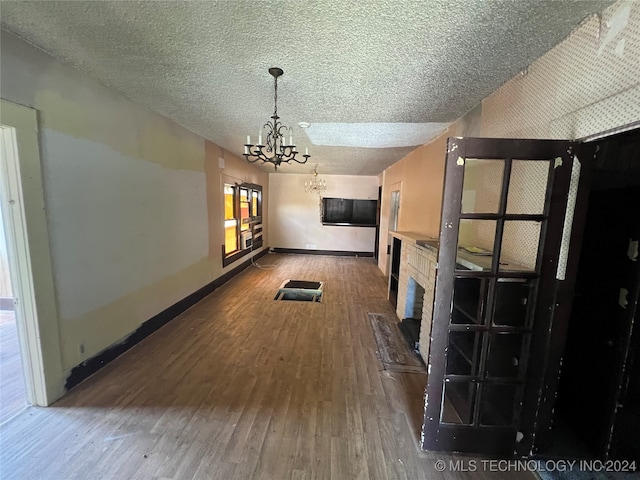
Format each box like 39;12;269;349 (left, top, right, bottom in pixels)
305;165;327;194
244;67;310;170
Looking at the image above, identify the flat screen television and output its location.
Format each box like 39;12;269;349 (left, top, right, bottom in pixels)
321;197;378;227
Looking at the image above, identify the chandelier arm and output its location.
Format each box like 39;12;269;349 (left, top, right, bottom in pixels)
245;150;306;165
274;123;287;137
244;155;262;164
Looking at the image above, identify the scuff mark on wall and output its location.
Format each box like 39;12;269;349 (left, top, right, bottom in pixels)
597;2;631;56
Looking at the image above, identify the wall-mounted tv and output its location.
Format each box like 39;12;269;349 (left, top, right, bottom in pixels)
321;197;378;227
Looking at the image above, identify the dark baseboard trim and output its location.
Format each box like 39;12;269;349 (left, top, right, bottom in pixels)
64;248;268;391
0;297;14;311
273;248;374;257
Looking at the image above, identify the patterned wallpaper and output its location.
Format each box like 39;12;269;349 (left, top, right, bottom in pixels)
455;0;640;270
459;159;548;270
479;1;640;140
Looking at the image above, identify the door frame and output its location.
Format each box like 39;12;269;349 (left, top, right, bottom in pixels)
549;128;640;459
386;189;400;272
521;140;596;456
374;185;382;261
1;99;64;406
1;125;46;405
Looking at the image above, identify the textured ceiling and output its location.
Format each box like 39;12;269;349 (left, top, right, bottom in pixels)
0;0;614;175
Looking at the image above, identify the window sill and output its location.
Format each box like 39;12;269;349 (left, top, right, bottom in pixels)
222;240;263;267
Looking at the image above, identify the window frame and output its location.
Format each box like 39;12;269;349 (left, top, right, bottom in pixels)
224;184;239;255
222;182;263;267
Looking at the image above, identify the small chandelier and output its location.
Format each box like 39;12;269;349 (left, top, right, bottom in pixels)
305;165;327;194
244;67;310;170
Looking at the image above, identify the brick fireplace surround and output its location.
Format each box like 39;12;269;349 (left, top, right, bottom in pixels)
390;232;438;364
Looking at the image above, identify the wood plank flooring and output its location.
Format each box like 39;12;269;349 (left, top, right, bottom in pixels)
0;309;27;425
0;254;536;479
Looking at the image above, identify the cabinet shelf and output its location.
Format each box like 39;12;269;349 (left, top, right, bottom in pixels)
447;331;481;376
452;304;480;324
450;337;473;366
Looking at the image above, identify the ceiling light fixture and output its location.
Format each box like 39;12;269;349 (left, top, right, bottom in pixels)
304;165;327;194
244;67;310;170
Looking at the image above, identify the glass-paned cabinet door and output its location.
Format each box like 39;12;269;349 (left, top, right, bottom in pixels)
423;137;591;456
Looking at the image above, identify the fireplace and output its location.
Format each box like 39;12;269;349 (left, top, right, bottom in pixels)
389;231;438;364
399;277;425;354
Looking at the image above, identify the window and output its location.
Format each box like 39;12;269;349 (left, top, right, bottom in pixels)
224;184;238;254
240;188;250;232
223;182;263;266
252;190;260;217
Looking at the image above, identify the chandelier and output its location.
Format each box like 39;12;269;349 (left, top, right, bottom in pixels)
304;165;327;194
244;67;310;170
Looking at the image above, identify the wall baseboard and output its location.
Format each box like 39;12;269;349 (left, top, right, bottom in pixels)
64;249;268;391
273;248;374;257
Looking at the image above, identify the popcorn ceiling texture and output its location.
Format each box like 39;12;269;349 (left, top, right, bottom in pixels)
0;0;613;175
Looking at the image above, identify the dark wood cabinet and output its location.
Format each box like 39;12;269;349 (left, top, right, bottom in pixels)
388;236;401;308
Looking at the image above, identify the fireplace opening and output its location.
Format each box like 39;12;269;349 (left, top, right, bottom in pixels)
399;276;424;355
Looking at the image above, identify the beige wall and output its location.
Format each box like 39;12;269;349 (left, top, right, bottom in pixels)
269;173;378;252
205;141;269;274
377;0;640;275
377;127;452;274
1;30;267;399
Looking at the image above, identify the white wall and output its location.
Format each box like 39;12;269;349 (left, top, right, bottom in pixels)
0;30;267;397
41;129;208;321
268;173;379;253
0;30;209;370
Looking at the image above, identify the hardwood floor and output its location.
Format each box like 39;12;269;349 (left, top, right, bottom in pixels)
0;254;535;479
0;309;27;425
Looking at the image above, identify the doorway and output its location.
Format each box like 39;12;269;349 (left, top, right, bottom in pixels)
549;128;640;461
374;186;382;261
0;195;27;423
1;101;65;408
0;121;45;413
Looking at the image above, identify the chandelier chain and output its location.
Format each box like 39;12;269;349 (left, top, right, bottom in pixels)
273;73;278;118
